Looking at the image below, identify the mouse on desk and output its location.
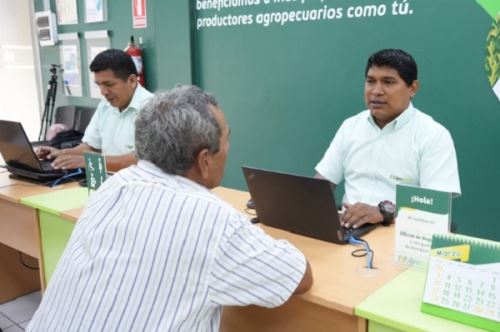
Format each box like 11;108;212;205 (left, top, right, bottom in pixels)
246;198;255;210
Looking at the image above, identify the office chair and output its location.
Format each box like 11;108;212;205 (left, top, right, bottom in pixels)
54;106;95;133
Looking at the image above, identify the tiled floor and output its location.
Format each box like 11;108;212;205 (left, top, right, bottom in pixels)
0;291;41;332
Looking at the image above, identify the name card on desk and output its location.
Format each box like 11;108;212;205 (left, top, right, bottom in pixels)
421;233;500;331
84;152;107;191
394;184;451;268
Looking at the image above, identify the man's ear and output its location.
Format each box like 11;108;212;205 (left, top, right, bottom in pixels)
195;148;211;181
127;74;138;86
410;79;420;98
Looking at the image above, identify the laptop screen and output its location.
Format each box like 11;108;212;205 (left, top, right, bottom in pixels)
242;166;377;244
242;166;347;243
0;120;42;171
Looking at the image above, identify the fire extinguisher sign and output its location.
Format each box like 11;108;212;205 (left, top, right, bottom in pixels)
132;0;147;29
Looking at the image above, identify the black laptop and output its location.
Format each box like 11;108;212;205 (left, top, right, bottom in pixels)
242;166;378;244
0;120;70;180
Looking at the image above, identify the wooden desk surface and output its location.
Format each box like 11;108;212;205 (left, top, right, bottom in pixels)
212;187;405;315
0;171;79;203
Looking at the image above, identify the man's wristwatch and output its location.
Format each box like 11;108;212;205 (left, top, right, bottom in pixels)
378;200;396;226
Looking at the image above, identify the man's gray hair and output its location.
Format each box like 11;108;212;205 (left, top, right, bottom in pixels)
135;85;221;175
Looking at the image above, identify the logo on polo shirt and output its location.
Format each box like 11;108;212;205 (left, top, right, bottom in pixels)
390;174;413;184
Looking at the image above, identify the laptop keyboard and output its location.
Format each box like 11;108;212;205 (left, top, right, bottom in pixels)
40;160;54;171
343;227;353;235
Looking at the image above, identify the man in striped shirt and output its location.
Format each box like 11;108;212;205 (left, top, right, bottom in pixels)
28;85;313;331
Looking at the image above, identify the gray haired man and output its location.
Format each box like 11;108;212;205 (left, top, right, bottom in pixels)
28;85;312;332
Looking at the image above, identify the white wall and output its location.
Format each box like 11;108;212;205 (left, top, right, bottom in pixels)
0;0;42;142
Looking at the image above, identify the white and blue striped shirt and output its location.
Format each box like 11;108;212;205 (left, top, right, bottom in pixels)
28;160;306;332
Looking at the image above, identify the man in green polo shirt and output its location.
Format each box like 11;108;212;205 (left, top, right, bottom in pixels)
35;49;153;172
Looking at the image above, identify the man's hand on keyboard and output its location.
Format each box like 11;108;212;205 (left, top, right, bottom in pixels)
341;203;384;229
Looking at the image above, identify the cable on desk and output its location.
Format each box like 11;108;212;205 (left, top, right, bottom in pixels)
18;251;39;270
348;236;375;269
50;168;83;188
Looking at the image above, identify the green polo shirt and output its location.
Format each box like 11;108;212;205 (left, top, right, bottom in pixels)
82;84;153;156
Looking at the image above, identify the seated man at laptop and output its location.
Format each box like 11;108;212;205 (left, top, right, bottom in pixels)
28;85;312;331
316;49;461;229
35;49;153;172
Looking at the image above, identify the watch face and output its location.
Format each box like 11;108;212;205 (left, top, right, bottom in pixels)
382;201;396;214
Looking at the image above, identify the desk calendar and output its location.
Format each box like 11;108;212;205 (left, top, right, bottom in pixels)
421;234;500;331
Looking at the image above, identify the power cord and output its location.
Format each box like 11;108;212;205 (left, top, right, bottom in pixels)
50;168;83;188
348;236;375;269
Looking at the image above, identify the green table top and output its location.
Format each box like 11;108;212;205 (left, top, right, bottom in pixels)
355;269;486;332
20;187;89;215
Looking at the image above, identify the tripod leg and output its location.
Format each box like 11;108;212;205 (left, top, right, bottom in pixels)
39;78;57;141
38;91;52;140
48;80;58;136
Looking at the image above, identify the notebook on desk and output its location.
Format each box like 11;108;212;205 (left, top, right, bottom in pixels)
0;120;71;180
242;166;378;244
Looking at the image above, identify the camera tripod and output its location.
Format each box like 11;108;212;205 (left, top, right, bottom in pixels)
38;64;61;141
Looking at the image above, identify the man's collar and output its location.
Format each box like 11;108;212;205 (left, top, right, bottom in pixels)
392;102;415;129
366;102;415;130
135;160;210;192
119;84;141;114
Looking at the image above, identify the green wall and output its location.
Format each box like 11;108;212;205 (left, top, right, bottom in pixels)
34;0;500;241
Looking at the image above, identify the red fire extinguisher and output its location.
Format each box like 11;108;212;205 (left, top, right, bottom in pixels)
125;35;146;87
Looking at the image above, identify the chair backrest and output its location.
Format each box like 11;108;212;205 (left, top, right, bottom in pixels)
74;106;95;133
54;106;95;133
54;105;77;129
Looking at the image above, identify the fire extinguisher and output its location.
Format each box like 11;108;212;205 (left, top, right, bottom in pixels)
124;35;146;87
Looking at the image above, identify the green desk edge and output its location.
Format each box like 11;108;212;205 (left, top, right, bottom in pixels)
355;269;487;332
20;187;89;215
38;211;76;283
21;187;89;284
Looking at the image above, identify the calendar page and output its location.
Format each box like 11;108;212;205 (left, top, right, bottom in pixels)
423;256;500;322
421;233;500;330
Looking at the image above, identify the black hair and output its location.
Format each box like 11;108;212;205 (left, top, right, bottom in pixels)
89;49;137;80
365;49;418;86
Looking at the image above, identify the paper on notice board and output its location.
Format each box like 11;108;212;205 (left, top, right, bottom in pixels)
85;0;106;23
89;46;107;98
55;0;78;25
60;44;82;97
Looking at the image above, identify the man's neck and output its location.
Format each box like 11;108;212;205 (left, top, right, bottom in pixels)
118;84;138;112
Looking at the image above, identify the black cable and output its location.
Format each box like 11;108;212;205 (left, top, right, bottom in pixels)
18;252;39;270
351;248;369;257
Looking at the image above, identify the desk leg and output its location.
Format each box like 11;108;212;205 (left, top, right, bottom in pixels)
220;297;363;332
0;243;40;303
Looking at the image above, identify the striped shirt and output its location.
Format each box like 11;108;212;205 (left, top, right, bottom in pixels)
27;160;306;332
